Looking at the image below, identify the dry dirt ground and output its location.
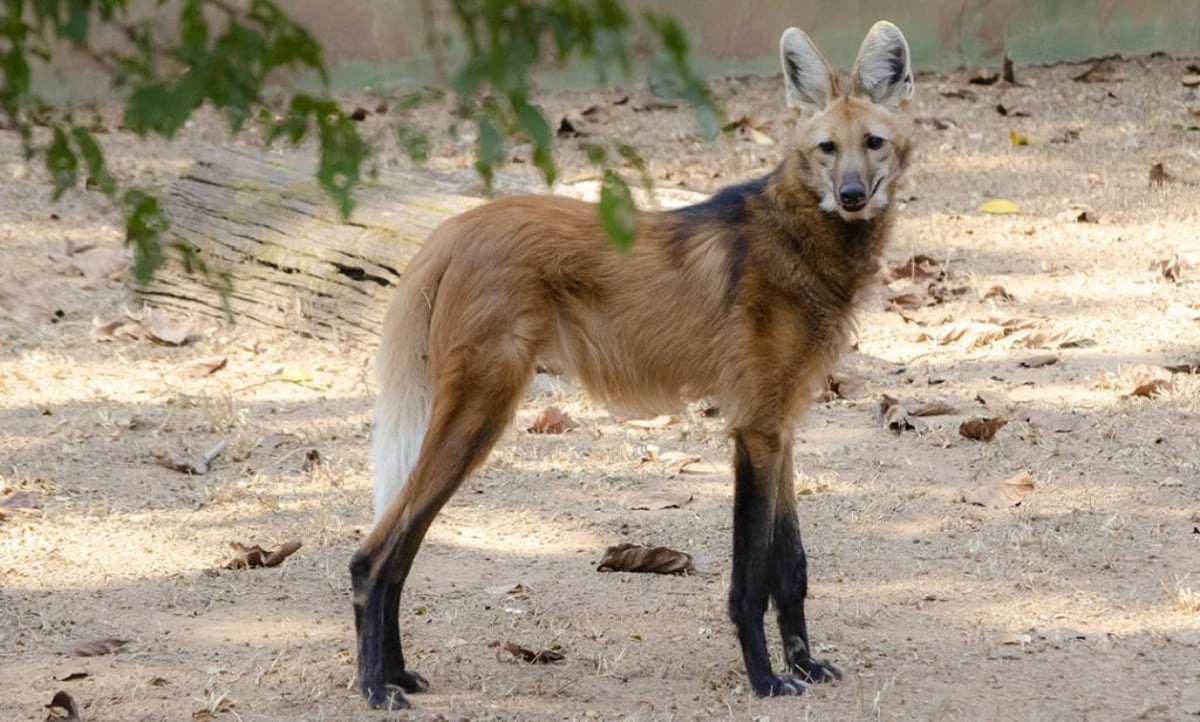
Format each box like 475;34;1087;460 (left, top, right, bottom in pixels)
3;55;1200;722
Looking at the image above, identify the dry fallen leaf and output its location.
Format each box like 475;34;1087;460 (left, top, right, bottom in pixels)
964;472;1037;507
917;321;1007;349
90;310;194;345
70;637;128;657
52;244;130;282
656;450;703;473
597;543;695;575
621;489;694;511
1124;379;1172;399
529;406;575;434
887;254;943;282
1073;58;1124;83
747;127;775;146
982;285;1014;302
959;417;1008;441
876;395;917;433
0;490;43;521
940;87;977;101
55;672;90;682
256;433;300;449
502;641;565;664
156;440;227;475
1149;254;1182;283
1049;128;1081;144
1019;354;1059;368
820;373;863;401
909;401;958;417
1008;326;1090;349
1149;162;1169;188
176;357;227;379
274;366;313;384
979;199;1020;214
1009;129;1031;146
192;695;235;722
45;691;81;722
1164;361;1200;374
885;286;928;310
224;539;303;570
968;69;999;85
91;315;146;342
142;310;193;346
625;415;675;429
976;390;1015;413
915;116;954;130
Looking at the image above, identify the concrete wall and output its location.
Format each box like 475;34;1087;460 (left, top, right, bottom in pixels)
285;0;1200;78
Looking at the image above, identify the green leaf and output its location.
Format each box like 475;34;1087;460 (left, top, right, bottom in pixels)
45;126;78;199
616;143;653;192
1;44;34;117
396;125;430;163
124;82;197;138
315;110;368;218
598;170;636;254
62;0;91;45
71;125;116;195
179;0;208;52
474;115;503;194
581;143;607;165
515;100;554;184
123;189;169;283
267;95;315;145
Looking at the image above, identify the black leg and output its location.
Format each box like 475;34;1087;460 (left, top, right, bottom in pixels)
770;439;842;685
352;514;439;709
382;579;429;693
728;431;809;697
352;548;412;710
353;379;522;710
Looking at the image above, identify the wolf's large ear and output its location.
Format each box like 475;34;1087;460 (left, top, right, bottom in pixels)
850;21;914;109
780;27;838;114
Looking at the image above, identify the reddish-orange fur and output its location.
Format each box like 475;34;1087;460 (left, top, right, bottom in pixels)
353;20;915;709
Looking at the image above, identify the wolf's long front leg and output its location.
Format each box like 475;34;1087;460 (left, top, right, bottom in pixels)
770;438;842;686
728;430;809;697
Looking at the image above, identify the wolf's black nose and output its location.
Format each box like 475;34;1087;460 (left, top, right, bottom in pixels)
839;182;866;209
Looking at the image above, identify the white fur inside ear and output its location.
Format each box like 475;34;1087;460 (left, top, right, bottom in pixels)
852;21;914;108
780;27;835;114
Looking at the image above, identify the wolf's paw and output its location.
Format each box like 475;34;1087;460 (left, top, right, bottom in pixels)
364;684;412;710
387;669;429;694
764;674;813;697
793;657;843;684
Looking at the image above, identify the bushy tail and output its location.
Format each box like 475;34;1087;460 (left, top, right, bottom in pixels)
371;259;440;522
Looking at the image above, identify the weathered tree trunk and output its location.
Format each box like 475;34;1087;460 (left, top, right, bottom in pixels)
139;145;490;347
141;144;706;347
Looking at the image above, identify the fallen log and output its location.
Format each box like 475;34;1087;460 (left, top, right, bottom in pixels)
141;144;705;347
140;145;490;347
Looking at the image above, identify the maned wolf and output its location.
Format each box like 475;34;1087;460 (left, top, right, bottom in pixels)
351;20;915;709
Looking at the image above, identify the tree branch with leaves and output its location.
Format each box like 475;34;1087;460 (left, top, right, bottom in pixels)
1;0;718;284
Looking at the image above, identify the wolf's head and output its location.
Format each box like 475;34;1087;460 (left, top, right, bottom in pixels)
779;21;914;222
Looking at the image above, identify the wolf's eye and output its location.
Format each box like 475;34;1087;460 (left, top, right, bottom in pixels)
818;140;837;154
866;135;885;150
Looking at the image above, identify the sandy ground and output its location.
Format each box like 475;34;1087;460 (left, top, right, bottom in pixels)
3;53;1200;722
